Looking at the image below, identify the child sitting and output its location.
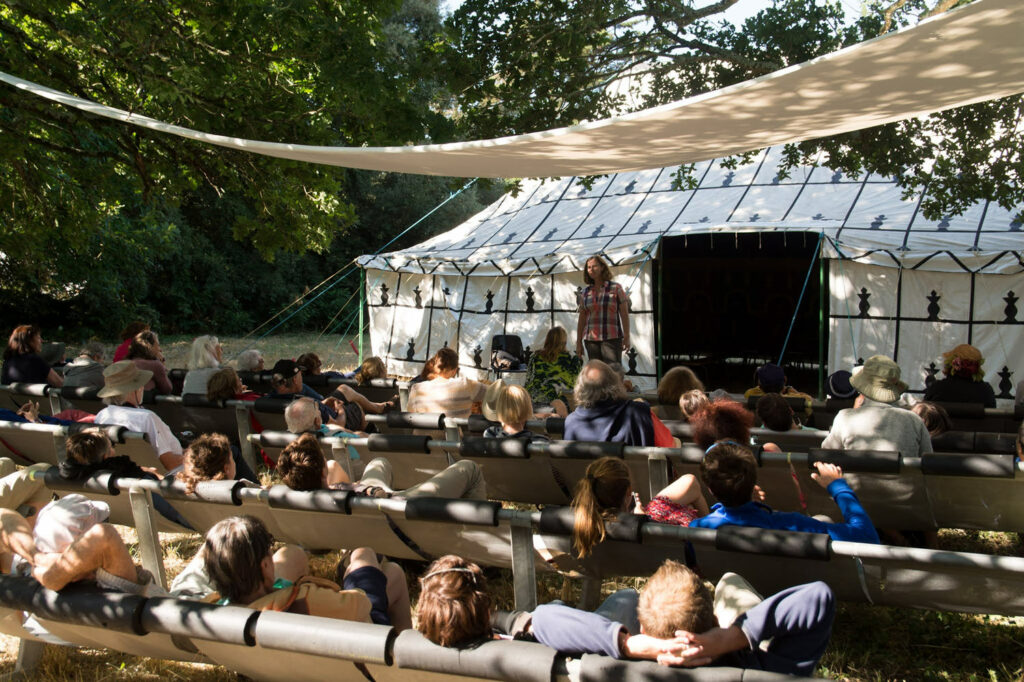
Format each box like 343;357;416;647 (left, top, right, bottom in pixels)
482;383;551;443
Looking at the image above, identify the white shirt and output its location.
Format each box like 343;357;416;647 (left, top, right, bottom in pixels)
95;404;183;456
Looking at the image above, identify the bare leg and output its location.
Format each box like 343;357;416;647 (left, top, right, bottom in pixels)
33;523;136;591
335;386;387;415
0;508;36;573
550;399;569;418
273;544;309;584
655;473;710;516
325;460;351;486
381;561;412;631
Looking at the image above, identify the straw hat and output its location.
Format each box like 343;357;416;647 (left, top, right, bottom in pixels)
481;379;506;421
97;361;152;398
849;356;907;404
941;344;985;379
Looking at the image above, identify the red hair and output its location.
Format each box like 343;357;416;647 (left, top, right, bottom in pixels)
689;399;753;449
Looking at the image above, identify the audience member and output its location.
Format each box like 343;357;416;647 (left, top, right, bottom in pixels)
821;356;932;457
525;327;581;417
94;361;183;470
692;440;879;544
182;335;223;396
206;367;262;403
235;349;265;373
571;456;708;557
62;343;106;389
177;433;241;494
755;393;803;432
564;360;672;447
406;347;486;419
653;366;704;420
353;356;387;385
743;363;811;416
2;325;63;387
910;401;952;438
923;344;996;408
200;515;411;629
267;360;343;427
410;356;438;385
112;321;149;363
278;432;487;501
825;370;857;400
482;383;550;443
416;555;492;647
689;398;753;449
679;389;710;422
284;397;363;462
126;330;172;394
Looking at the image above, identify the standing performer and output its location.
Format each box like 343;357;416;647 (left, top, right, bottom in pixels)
575;256;630;364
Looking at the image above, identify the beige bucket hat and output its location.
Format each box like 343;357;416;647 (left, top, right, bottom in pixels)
97;361;153;398
849;355;907;404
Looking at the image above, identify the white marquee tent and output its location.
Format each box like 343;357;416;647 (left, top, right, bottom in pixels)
358;146;1024;400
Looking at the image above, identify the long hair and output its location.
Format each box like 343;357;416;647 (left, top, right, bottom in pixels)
119;321;149;342
179;433;233;495
296;353;321;375
127;331;161;361
657;366;704;405
416;555;492;647
434;347;459;378
188;335;221;370
207;368;241;402
583;256;612;286
538;327;568;363
690;399;753;449
356;356;386;385
5;325;40;360
571;457;632;557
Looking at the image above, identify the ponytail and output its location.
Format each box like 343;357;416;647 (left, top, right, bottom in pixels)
571;457;632;557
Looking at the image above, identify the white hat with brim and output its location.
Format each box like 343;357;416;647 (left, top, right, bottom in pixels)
97;361;153;398
481;379;506;422
849;355;907;404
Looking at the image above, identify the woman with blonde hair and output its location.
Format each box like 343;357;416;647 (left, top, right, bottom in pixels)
525;326;582;417
182;335;223;395
572;456;708;557
653;366;704;420
354;356;387;386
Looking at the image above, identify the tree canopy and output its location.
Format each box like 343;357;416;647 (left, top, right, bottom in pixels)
444;0;1023;222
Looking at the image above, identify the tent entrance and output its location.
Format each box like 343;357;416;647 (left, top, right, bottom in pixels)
656;232;826;393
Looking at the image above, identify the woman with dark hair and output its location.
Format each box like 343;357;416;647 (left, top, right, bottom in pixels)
653;366;704;420
406;347;486;418
2;325;63;387
525;326;582;416
575;256;630;364
126;331;172;394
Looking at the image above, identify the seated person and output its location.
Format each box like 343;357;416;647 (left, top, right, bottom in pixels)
62;342;106;389
418;555;835;677
755;393;820;434
407;347;487;418
564;360;673;447
524;327;581;418
175;432;258;492
2;324;63;387
687;397;753;450
923;344;996;408
572;456;708;557
353;356;387;385
691;440;880;544
235;349;265;373
270;360;388;428
284;397;363;462
826;370;857;400
94;361;183;470
910;401;952;438
126;330;173;394
181;335;223;396
207;367;262;402
200;515;411;629
678;389;709;422
743;363;812;417
278;432;487;501
112;321;148;363
653;366;703;421
60;430;190;528
482;384;550;443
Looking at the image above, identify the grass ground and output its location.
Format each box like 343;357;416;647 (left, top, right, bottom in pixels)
5;334;1022;680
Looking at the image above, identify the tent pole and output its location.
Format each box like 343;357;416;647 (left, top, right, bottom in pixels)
358;270;365;364
818;247;825;400
656;237;664;381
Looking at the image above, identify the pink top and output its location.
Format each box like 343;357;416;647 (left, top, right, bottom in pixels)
112;338;132;362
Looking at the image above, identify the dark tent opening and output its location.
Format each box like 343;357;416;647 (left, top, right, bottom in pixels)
655;232;827;394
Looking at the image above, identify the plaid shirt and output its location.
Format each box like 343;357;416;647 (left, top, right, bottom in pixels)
581;281;626;341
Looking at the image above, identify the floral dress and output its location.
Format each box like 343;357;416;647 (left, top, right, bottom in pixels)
525;352;583;405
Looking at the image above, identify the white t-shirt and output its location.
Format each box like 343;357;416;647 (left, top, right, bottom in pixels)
406;376;486;419
95;404;183;456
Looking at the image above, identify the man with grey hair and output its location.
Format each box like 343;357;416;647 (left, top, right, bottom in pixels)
63;342;106;389
284;397;320;434
564;360;672;446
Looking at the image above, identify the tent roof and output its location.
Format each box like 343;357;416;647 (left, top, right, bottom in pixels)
2;0;1021;179
357;146;1024;277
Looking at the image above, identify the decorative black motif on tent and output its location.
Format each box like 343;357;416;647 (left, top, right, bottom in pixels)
485;291;494;313
1003;292;1018;323
590;224;605;238
543;228;558;241
379;283;390;306
462;237;476;249
869;215;886;229
857;288;871;318
626;347;639;375
442;286;451;298
855;358;864;366
406;339;415;361
502;232;518;245
1010;217;1022;232
523;346;533;365
926;291;941;321
442;339;448;347
749;213;761;222
722;171;735;187
624;180;636;193
997;366;1014;399
699;216;710;223
831;170;842;183
577;186;588;197
812;213;825;220
771;174;781;185
937;216;951;231
422;245;435;253
637;220;652;233
924;362;939;387
472;345;483;368
525;287;535;312
413;286;422;309
575;286;584;307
